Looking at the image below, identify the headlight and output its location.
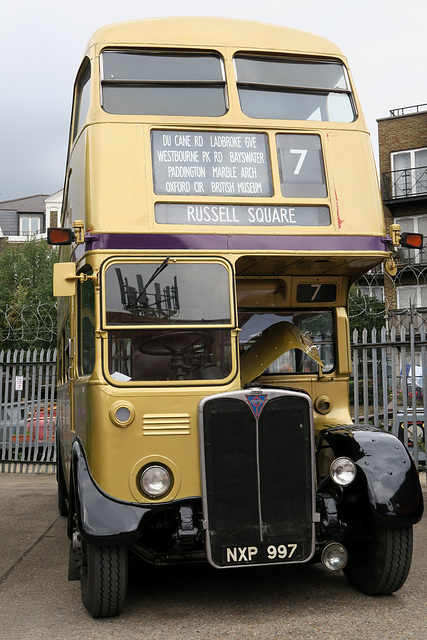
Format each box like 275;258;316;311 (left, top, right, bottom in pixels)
321;542;348;571
329;457;356;486
140;465;172;498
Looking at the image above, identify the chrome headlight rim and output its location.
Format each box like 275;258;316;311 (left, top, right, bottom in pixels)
329;456;356;486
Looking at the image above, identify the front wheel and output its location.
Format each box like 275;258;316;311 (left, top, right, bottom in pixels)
343;521;413;595
81;542;128;618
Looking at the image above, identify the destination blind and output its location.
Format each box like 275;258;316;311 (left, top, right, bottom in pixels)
152;130;273;196
155;204;331;226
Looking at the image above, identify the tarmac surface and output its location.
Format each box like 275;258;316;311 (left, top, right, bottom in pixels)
0;470;426;640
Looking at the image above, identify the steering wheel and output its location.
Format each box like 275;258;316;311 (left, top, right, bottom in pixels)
138;331;212;356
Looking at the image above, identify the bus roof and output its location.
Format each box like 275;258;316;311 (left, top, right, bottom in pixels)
86;17;346;59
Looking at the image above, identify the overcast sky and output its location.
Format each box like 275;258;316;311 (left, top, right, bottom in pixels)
1;0;425;201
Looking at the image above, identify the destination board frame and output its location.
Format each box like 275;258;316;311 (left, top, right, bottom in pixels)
152;130;273;197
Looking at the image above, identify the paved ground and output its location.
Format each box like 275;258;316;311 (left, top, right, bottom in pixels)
0;471;426;640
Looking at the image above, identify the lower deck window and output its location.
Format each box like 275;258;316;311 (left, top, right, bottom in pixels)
108;329;232;382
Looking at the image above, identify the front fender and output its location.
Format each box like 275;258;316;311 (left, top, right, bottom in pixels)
69;438;150;544
317;425;424;526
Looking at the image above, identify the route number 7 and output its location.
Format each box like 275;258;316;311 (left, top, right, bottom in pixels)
290;149;308;175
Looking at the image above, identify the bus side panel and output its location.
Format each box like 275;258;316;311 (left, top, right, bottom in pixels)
86;124;148;232
325;131;384;235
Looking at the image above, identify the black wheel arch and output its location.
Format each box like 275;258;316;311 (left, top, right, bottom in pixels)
317;425;424;527
67;438;151;544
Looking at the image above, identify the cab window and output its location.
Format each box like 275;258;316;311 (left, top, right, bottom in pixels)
239;308;334;373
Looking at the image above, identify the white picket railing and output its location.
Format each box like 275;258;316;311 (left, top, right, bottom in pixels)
0;348;56;473
0;337;425;474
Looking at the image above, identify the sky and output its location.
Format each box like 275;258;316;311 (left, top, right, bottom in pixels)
0;0;426;202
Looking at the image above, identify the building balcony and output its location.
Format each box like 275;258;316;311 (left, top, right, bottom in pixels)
389;103;427;117
394;247;427;268
382;166;427;205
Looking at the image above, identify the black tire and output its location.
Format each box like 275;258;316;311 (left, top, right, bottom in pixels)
343;521;413;595
81;542;128;618
57;475;68;516
56;450;69;517
68;542;80;581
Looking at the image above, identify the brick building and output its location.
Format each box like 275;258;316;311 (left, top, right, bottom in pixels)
377;104;427;327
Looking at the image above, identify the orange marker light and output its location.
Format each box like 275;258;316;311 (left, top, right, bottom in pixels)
400;232;423;250
47;228;75;245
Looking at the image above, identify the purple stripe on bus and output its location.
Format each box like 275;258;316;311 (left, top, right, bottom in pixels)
84;233;388;252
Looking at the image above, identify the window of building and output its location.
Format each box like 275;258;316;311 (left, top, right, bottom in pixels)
397;285;427;309
100;50;227;117
395;214;427;264
49;210;58;227
358;286;384;302
391;147;427;198
20;216;41;236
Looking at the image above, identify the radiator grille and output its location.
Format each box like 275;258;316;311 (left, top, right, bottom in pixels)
201;390;314;567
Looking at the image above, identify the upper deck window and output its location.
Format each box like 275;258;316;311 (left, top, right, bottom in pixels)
234;55;355;122
73;62;91;138
101;50;227;116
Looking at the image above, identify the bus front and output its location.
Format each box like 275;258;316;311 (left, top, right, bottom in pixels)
50;18;423;618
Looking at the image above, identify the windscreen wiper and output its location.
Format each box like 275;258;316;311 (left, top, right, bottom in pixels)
134;256;170;305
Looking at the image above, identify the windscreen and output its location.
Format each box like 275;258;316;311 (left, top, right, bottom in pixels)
103;260;234;383
104;261;231;325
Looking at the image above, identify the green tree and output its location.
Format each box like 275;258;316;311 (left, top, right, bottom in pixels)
0;238;58;350
349;289;386;335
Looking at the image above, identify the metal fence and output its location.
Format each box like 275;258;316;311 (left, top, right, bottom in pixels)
0;348;56;474
0;336;425;474
351;325;426;468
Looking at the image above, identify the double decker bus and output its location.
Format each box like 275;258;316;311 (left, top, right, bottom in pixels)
49;17;424;617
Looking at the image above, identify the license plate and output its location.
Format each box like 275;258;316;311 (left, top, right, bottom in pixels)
222;542;299;566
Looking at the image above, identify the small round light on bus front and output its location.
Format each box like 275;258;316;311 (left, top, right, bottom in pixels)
314;395;333;415
109;401;135;428
115;406;131;423
321;542;348;572
140;465;172;499
330;457;356;486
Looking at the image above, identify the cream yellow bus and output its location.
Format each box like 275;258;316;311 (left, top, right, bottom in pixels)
49;17;424;617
